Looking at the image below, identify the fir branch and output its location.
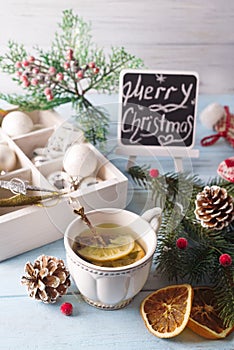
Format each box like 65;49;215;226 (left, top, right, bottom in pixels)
128;164;234;326
128;166;204;211
213;266;234;327
127;165;149;188
224;222;234;245
185;245;215;284
209;178;234;197
155;207;187;281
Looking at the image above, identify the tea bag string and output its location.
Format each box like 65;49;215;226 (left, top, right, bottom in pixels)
73;207;106;246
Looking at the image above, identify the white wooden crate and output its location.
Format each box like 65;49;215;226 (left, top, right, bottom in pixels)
0;110;128;261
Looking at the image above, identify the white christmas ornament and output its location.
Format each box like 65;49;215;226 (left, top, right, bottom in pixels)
200;103;226;130
2;111;34;137
63;144;98;178
0;144;17;172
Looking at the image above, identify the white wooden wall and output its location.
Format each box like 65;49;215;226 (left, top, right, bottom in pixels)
0;0;234;94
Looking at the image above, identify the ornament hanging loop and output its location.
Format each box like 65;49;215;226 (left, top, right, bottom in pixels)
200;133;223;146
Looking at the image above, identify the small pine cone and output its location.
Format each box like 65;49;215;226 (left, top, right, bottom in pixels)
21;255;71;303
195;185;234;230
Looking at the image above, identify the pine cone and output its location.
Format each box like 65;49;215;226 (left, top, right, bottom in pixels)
21;255;71;303
195;185;234;230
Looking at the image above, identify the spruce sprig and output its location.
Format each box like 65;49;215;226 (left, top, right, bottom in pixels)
127;165;149;188
213;266;234;326
128;165;234;327
0;9;144;145
129;165;203;210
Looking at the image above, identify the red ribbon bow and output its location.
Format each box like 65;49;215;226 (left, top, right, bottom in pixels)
201;106;231;146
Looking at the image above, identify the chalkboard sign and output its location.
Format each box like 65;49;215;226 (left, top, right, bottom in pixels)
118;70;199;148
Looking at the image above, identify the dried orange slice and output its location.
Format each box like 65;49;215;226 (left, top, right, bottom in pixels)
140;284;193;338
187;287;234;339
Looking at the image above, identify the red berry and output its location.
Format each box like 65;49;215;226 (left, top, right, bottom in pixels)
149;168;159;178
28;56;35;63
60;302;73;316
93;67;100;74
88;62;96;69
56;72;64;81
44;87;52;95
46;93;54;101
20;75;28;82
219;253;232;267
32;67;40;74
76;70;84;79
66;49;74;60
15;71;22;77
22;60;30;67
176;237;188;250
64;61;70;69
48;66;56;75
31;78;39;86
15;61;22;69
22;80;30;87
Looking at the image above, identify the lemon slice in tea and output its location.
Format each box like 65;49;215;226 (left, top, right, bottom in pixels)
91;242;145;267
78;234;135;262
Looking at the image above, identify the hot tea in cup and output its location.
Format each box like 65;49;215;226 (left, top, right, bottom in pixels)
72;224;146;268
64;207;161;310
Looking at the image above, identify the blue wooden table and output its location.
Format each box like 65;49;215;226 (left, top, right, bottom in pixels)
0;95;233;350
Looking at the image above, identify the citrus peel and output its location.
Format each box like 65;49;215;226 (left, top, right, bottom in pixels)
90;242;145;267
77;233;135;262
187;287;234;339
140;284;193;338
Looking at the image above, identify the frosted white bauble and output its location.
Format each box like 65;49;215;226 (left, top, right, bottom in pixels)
2;111;34;137
63;144;98;178
199;103;226;130
0;144;17;171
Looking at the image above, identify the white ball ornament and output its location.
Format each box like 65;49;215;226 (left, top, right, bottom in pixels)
63;144;98;178
0;144;17;172
199;103;226;130
2;111;34;137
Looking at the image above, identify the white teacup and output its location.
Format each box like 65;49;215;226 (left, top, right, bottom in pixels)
64;207;161;310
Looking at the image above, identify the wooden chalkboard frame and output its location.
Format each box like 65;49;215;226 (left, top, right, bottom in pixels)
117;69;200;171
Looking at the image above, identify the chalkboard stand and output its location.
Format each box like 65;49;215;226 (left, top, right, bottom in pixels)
118;69;200;172
116;146;199;172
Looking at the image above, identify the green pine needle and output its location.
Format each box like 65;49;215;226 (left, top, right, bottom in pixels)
128;165;234;327
213;266;234;327
127;165;149;188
